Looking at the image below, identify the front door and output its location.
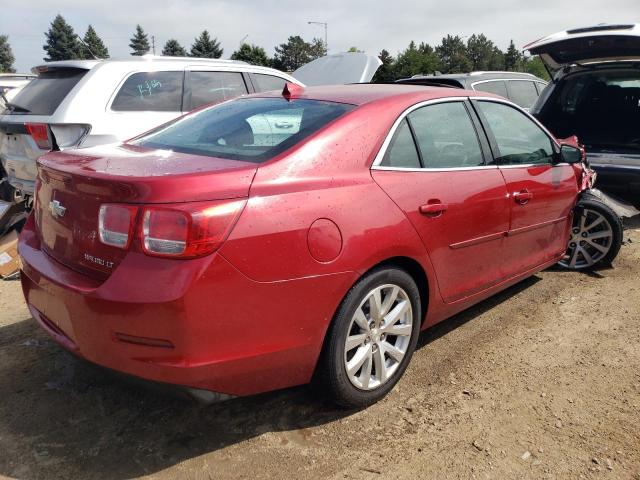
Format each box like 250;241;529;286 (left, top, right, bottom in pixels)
372;99;511;303
472;99;579;273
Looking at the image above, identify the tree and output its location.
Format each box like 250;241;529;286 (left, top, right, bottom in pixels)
162;39;187;57
129;25;150;56
466;34;498;71
272;36;314;71
347;46;363;53
0;35;16;73
488;46;505;70
525;55;549;80
371;49;395;83
504;40;523;71
393;40;440;79
435;35;471;74
43;14;82;61
230;43;271;66
190;30;223;58
309;38;327;59
80;25;109;59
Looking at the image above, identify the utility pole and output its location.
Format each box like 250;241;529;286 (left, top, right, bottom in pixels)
307;21;328;54
152;35;156;55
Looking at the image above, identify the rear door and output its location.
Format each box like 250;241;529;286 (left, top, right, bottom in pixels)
372;98;511;303
184;68;249;110
472;99;578;273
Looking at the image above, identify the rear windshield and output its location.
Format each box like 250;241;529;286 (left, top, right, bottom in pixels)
6;68;87;115
134;97;354;163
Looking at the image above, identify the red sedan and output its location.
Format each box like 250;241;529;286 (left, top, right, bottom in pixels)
18;84;621;407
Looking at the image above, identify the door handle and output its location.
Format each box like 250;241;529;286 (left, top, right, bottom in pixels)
513;190;533;204
419;202;449;216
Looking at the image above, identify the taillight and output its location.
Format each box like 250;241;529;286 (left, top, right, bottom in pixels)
25;123;52;150
141;199;246;258
99;204;138;249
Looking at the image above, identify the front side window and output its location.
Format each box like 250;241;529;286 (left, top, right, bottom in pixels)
380;119;421;168
476;101;553;165
252;74;287;93
473;80;508;98
408;102;484;168
134;97;354;163
112;71;183;112
507;80;540;109
189;71;248;110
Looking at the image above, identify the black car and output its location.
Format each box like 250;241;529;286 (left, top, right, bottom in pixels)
526;24;640;206
396;71;547;110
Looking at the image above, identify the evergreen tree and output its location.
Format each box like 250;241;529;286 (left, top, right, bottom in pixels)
435;35;471;74
504;40;523;71
466;34;497;71
0;35;16;73
162;39;187;57
309;38;327;58
393;40;440;78
371;49;395;83
488;46;506;70
190;30;223;58
129;25;150;56
230;43;271;66
272;36;313;71
43;14;82;61
80;25;109;59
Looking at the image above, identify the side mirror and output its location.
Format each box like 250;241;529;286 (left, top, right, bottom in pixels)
559;144;584;164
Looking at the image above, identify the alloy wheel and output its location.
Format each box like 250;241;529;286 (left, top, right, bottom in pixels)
560;208;614;269
343;284;413;390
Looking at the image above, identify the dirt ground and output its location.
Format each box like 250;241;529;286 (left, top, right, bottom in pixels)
0;221;639;480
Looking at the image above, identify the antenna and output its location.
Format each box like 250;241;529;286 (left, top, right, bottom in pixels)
76;36;100;60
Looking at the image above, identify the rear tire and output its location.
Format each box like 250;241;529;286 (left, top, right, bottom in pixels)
318;267;421;408
559;197;623;270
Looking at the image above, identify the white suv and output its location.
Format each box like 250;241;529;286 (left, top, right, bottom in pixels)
0;56;303;197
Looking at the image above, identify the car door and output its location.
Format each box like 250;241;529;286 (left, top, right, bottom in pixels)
371;99;511;303
472;99;579;274
184;68;249;110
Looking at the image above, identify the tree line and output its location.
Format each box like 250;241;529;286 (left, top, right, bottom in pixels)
0;15;548;81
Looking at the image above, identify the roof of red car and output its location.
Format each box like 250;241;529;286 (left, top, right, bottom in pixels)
255;83;496;106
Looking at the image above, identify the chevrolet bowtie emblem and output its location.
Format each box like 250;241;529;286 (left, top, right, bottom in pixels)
49;200;66;218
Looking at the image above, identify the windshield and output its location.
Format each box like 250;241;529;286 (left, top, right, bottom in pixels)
534;69;640;151
134;97;355;163
4;68;88;115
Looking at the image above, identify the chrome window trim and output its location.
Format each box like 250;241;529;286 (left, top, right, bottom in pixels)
470;78;510;89
370;96;494;171
371;95;562;172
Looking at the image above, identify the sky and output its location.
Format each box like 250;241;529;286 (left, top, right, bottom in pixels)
2;0;639;72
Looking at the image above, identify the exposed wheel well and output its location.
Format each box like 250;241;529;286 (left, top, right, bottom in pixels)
368;256;430;324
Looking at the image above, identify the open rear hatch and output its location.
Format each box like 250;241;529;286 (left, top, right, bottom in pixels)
525;24;640;71
35;144;257;280
292;52;382;86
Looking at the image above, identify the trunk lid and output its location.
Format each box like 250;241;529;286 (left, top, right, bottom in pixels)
525;24;640;71
35;144;257;279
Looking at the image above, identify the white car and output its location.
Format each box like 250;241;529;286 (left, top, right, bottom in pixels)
0;53;381;199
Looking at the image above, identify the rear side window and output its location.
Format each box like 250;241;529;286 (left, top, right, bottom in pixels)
252;74;287;92
112;71;183;112
188;71;248;110
507;80;539;108
476;101;553;165
380;119;420;168
473;80;508;98
134;97;354;163
7;68;87;115
408;102;484;168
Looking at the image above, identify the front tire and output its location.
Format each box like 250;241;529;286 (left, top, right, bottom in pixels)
559;196;623;270
319;267;421;408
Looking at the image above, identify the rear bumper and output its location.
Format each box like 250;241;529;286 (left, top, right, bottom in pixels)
19;221;358;396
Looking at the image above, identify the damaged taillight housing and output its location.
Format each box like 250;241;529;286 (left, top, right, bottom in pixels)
98;199;246;258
